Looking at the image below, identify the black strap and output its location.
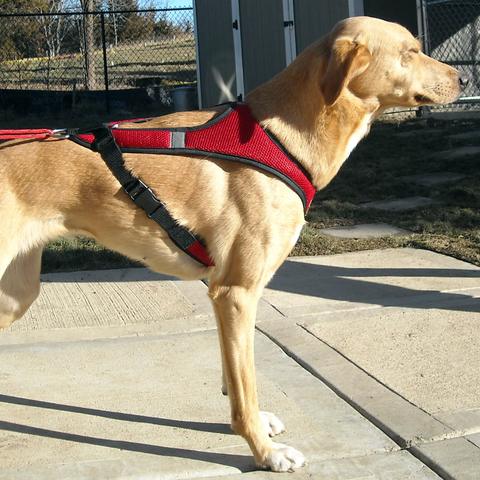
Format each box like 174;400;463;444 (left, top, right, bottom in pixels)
85;126;207;263
92;127;135;186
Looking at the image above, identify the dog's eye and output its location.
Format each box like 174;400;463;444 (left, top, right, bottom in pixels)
401;49;418;66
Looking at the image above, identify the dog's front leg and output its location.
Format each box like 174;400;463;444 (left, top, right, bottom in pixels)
217;347;286;438
210;283;305;472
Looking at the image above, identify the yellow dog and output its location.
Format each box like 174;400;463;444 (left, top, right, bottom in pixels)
0;17;467;471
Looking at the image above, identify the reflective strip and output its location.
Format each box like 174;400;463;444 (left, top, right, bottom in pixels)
170;131;186;149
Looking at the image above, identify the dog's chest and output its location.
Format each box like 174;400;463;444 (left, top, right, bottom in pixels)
344;114;373;160
290;223;304;247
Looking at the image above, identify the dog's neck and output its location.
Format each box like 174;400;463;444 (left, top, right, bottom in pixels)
246;45;383;191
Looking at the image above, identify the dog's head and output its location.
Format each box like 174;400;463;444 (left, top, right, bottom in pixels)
319;16;468;108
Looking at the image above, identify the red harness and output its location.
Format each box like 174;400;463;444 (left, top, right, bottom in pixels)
71;103;315;212
2;103;316;267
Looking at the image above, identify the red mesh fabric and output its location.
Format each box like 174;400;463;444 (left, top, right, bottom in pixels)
76;123;169;149
113;129;171;149
185;104;316;209
187;241;214;266
77;133;95;144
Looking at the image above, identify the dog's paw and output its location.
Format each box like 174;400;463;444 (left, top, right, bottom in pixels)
262;442;306;472
259;411;285;437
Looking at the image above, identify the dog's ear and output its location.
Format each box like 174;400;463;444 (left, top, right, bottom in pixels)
320;38;372;107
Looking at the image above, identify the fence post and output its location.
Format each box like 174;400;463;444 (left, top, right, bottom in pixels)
100;11;110;114
419;0;430;56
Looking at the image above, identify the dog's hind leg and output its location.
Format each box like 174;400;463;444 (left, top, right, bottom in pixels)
209;282;305;472
0;213;68;328
0;246;43;328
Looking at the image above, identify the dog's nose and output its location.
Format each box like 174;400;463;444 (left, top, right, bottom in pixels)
459;73;469;90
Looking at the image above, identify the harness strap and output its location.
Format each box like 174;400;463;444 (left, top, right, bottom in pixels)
88;126;214;267
0;128;67;140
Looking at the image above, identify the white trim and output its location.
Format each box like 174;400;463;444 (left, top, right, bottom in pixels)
192;0;202;108
231;0;245;100
348;0;364;17
283;0;296;65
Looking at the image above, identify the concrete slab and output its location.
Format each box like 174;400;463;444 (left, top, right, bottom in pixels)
215;451;442;479
304;307;480;414
398;171;466;186
318;222;412;239
258;319;453;449
301;451;442;479
447;131;480;140
0;269;282;343
436;146;480;159
0;324;415;479
2;248;480;478
434;409;480;434
259;249;480;479
259;317;480;479
1;268;203;333
468;433;480;449
262;248;480;319
361;196;437;211
411;437;480;480
7;278;196;331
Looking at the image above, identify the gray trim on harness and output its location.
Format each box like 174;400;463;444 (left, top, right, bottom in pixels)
170;131;186;149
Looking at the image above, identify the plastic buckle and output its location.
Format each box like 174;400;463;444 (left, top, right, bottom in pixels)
124;179;164;217
125;179;147;200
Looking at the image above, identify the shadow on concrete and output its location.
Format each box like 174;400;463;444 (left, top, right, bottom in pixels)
267;260;480;314
0;394;254;472
0;393;232;435
0;420;253;471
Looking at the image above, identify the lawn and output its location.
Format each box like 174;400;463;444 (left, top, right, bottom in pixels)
0;37;196;91
39;112;480;273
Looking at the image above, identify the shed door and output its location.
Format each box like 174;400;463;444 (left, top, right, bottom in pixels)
234;0;287;98
195;1;237;108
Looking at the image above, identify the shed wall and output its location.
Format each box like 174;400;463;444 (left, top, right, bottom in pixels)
294;0;349;54
239;0;287;95
363;0;418;36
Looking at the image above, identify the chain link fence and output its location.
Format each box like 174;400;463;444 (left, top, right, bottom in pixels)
0;7;195;115
424;0;480;113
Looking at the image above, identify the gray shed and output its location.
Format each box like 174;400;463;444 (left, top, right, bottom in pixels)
194;0;418;108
